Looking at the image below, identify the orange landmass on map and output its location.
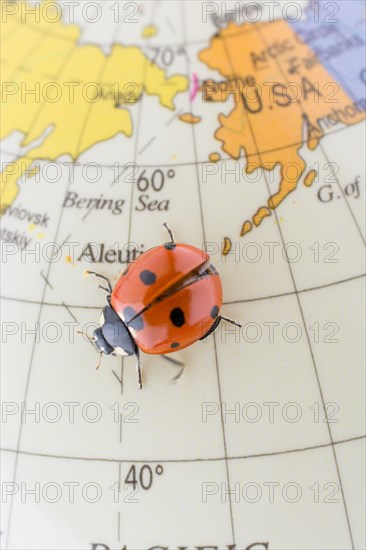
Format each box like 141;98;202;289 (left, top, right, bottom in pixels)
240;220;252;237
179;113;202;124
222;237;232;256
209;152;221;162
304;169;317;187
253;206;271;226
199;20;365;244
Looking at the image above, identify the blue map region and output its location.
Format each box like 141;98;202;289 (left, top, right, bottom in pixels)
290;0;366;107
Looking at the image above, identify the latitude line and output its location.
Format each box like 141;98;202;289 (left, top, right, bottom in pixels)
181;1;236;544
1;121;363;169
2;11;266;48
1;434;364;465
2;15;123;548
255;23;358;549
1;272;364;309
5;53;361;100
1;7;364;548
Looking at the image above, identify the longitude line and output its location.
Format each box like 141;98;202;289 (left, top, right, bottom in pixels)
1;24;75;198
126;0;160;308
257;23;356;548
292;7;365;244
3;42;79;549
3;15;122;548
317;142;365;244
181;1;236;543
216;25;366;247
118;0;160;535
2;23;94;541
219;19;356;548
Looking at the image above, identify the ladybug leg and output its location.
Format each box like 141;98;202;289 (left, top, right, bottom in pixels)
171;363;185;384
220;315;242;328
200;315;242;342
96;352;103;370
162;355;185;383
161;354;184;367
199;316;221;340
86;271;113;294
135;347;143;389
163;222;175;243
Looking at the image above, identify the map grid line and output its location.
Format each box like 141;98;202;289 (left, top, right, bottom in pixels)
1;121;362;169
2;14;123;547
1;3;365;547
199;19;362;549
1;272;365;309
181;1;237;543
116;0;161;541
2;433;364;464
256;23;357;549
3;37;83;548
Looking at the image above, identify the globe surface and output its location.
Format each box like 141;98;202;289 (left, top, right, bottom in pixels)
1;1;365;549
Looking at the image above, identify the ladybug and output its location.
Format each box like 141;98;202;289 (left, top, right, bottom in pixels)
85;224;241;388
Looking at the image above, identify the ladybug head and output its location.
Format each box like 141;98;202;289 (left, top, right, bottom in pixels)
93;305;136;358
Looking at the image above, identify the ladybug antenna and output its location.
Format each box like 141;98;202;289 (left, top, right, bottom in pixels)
86;271;113;294
77;330;95;344
163;222;175;244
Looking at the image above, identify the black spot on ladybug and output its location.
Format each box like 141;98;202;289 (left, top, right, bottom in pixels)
140;269;156;285
170;307;185;327
123;306;136;323
164;242;176;250
129;315;144;332
211;305;219;319
171;342;179;349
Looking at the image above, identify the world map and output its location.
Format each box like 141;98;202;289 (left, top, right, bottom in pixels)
1;1;365;549
1;0;365;243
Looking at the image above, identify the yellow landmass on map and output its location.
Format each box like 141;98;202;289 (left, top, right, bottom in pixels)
0;1;188;211
222;237;232;256
199;20;365;243
142;25;158;38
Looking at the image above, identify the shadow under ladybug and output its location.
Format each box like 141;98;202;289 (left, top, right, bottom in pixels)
80;224;241;389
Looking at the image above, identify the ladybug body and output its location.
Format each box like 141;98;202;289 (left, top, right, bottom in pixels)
110;243;222;354
87;225;240;388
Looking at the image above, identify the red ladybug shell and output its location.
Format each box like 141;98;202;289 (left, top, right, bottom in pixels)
110;243;222;354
